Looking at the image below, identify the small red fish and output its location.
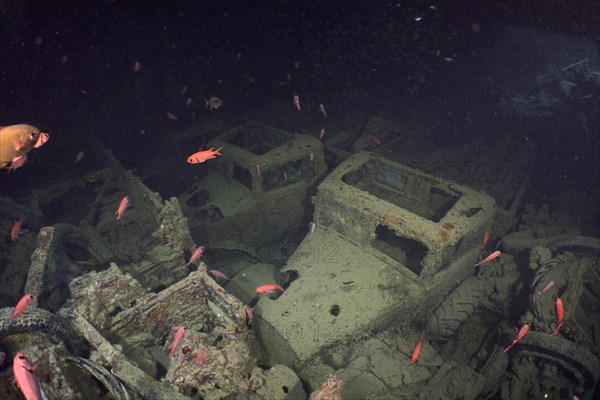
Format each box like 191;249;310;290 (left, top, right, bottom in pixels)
13;353;43;400
537;280;555;295
209;269;230;280
187;147;222;164
187;245;205;266
11;218;24;241
474;250;501;267
481;231;489;250
166;112;178;121
319;128;325;141
367;135;381;145
308;222;316;240
132;61;141;72
411;332;424;364
550;298;563;336
180;85;188;94
504;323;530;352
256;284;286;295
293;94;301;111
169;326;185;357
11;293;34;321
244;305;253;324
319;103;327;117
116;196;130;221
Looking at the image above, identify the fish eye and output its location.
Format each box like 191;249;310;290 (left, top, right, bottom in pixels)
30;131;39;139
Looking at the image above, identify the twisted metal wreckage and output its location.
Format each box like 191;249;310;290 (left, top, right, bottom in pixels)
1;121;599;399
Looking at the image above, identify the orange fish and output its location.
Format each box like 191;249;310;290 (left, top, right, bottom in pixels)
13;353;44;400
293;94;301;111
116;196;130;221
0;124;49;170
187;147;222;164
474;250;501;267
550;298;563;336
481;231;489;250
187;245;204;266
319;128;325;141
11;293;34;321
256;284;286;294
411;332;424;364
209;269;230;280
319;103;327;117
169;326;185;357
367;135;381;145
166;112;178;121
504;323;530;352
10;218;24;241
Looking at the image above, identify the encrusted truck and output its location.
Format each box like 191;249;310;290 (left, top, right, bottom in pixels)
179;121;327;250
255;151;496;367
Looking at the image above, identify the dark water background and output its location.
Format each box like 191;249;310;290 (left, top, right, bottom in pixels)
1;0;599;206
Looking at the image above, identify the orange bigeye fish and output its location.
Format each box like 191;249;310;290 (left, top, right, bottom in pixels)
13;353;44;400
11;293;34;321
411;332;425;364
293;95;301;111
0;124;49;171
255;284;286;295
550;298;563;336
187;147;222;164
504;323;530;352
116;196;130;221
474;250;501;267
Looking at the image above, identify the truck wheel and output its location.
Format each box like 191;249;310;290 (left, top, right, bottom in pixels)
427;276;493;342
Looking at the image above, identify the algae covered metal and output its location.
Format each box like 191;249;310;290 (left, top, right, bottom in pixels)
256;152;496;367
179;121;327;248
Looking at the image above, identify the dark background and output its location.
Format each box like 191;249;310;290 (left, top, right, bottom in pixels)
1;0;599;200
